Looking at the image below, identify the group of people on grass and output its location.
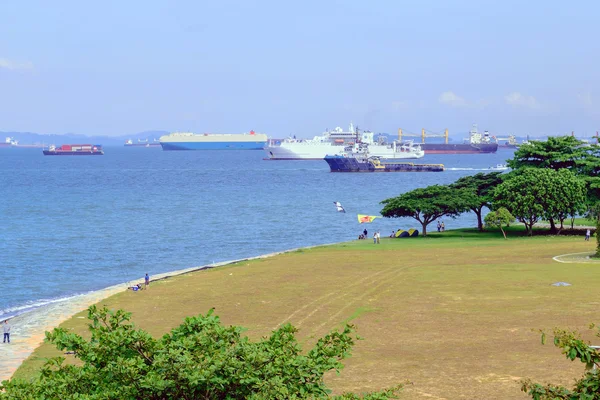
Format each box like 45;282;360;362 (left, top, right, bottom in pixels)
357;229;381;243
437;221;445;232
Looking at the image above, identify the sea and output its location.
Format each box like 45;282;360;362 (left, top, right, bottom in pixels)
0;147;514;321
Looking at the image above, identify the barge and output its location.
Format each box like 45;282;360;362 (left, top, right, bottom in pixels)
43;144;104;155
324;154;444;172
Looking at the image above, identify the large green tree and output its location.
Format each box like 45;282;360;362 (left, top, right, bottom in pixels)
507;136;588;171
493;168;586;235
449;172;504;231
380;185;469;236
521;325;600;399
0;306;401;400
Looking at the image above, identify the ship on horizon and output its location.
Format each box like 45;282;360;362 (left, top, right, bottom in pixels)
124;138;161;147
159;131;267;150
265;122;425;160
398;125;498;154
0;136;45;148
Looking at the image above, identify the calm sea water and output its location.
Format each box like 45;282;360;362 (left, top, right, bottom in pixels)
0;147;514;320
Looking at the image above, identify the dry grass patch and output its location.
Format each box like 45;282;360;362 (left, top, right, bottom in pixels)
13;232;600;399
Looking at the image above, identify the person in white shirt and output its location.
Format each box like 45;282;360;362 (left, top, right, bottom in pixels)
3;320;10;343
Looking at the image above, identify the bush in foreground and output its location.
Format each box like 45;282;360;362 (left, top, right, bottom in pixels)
521;325;600;399
0;306;401;399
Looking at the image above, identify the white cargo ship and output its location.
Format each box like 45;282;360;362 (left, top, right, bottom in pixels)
160;130;268;150
265;123;424;160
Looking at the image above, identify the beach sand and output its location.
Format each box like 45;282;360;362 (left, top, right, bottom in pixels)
0;244;332;382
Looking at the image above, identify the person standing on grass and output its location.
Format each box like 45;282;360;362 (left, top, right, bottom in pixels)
145;273;150;289
437;221;441;232
441;222;445;232
3;320;10;343
363;228;368;238
586;229;591;241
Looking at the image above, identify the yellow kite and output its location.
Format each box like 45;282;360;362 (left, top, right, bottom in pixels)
357;214;380;224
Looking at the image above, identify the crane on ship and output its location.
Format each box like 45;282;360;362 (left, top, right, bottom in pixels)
397;128;449;144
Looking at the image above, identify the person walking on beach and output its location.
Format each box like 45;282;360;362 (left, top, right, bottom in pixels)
3;320;10;343
586;229;591;241
145;273;150;290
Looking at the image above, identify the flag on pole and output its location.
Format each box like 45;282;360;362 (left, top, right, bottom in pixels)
357;214;380;224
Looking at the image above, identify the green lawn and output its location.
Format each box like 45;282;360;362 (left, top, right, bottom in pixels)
12;229;600;399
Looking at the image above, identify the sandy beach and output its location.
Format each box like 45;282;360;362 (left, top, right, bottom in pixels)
0;244;334;383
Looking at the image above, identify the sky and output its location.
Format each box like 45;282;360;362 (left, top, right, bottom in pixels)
1;0;599;138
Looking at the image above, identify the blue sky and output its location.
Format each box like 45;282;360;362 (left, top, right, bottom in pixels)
1;0;598;138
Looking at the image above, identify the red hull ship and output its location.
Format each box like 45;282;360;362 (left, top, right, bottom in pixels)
43;144;104;155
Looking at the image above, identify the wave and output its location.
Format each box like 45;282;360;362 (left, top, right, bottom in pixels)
0;292;91;321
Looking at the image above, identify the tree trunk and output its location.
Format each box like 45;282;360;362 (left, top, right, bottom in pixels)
475;208;483;231
549;218;557;233
500;227;507;239
421;221;427;236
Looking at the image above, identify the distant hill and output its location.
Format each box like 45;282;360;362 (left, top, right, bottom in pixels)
0;130;170;146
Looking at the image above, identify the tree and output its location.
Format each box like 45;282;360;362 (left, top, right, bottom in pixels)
521;325;600;399
484;207;514;239
493;168;587;236
0;306;402;400
380;185;469;236
449;172;504;231
506;136;595;231
507;136;588;171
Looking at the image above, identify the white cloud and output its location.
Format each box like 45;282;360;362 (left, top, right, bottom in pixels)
0;58;34;70
438;91;467;107
504;92;540;109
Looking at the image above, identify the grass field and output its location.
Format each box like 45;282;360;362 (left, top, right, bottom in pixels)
13;228;600;399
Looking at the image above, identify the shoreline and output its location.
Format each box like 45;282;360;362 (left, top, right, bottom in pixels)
0;242;337;383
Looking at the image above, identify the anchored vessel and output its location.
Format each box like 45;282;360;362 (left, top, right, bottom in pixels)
398;124;498;154
43;144;104;155
324;151;443;173
159;131;267;150
265;122;425;160
1;137;45;148
124;139;161;147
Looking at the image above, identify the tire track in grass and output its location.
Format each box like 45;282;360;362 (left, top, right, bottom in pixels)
274;266;397;329
309;265;414;335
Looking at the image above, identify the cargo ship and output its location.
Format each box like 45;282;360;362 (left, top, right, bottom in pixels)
265;122;424;160
324;153;444;173
159;130;267;150
124;139;161;147
398;125;498;154
1;137;45;148
43;144;104;155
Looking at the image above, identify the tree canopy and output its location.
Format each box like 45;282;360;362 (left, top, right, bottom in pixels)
507;136;589;171
449;172;504;231
484;207;514;239
380;185;469;236
493;168;586;235
0;306;401;400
